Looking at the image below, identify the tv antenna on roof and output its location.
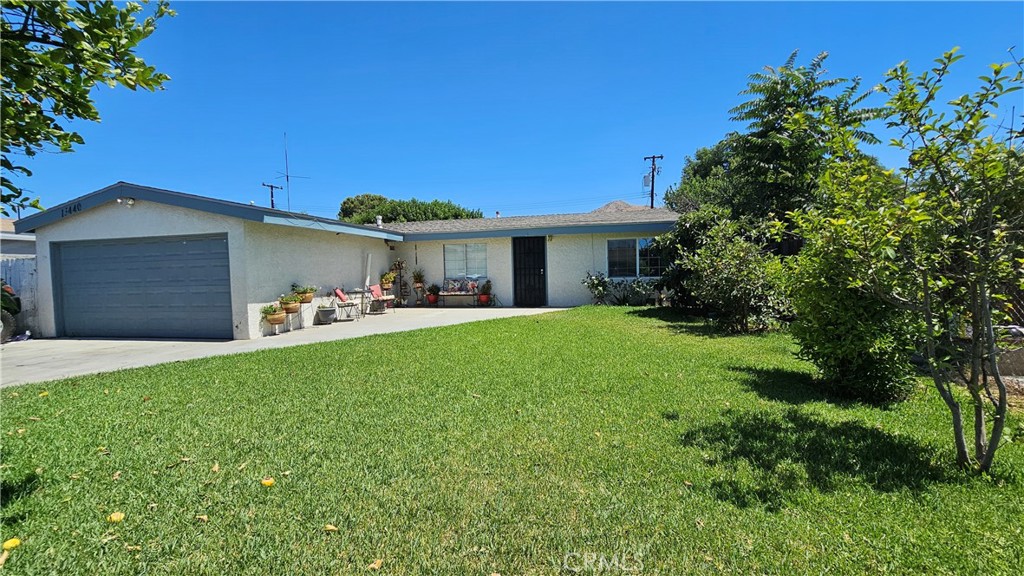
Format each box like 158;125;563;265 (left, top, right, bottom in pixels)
276;132;310;212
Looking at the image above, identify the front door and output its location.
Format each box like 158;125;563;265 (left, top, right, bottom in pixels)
512;236;547;307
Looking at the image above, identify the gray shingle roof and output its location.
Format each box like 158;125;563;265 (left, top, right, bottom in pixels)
382;204;679;234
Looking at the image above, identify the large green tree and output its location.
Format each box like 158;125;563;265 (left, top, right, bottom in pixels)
792;49;1023;471
728;50;881;220
668;51;881;221
338;194;482;224
663;139;734;213
1;0;174;216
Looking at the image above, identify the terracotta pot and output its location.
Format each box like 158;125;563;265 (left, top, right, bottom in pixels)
299;292;314;303
478;294;491;305
265;312;287;325
282;302;301;314
426;294;439;304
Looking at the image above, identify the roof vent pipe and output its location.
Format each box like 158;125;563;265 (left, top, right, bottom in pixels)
376;215;383;228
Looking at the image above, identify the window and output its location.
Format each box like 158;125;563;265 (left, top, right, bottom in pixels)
607;238;664;278
444;243;487;278
638;238;663;277
607;239;636;277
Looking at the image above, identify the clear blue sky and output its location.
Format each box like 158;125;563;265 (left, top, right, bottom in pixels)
15;1;1024;219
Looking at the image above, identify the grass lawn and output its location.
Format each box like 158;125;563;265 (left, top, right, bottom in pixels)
2;307;1022;574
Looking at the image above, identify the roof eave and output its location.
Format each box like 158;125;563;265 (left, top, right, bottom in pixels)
401;221;676;242
13;182;401;240
261;216;403;241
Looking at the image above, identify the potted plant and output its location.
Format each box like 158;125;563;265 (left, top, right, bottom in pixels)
261;304;286;325
426;283;441;305
291;284;317;303
411;268;425;288
315;302;337;324
279;294;302;314
380;271;397;290
477;279;493;306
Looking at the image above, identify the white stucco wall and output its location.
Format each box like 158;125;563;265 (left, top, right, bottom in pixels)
394;232;659;308
396;238;514;306
242;222;392;338
31;200;250;339
547;232;663;307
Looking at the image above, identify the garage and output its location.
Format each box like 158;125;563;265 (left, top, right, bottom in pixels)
51;234;232;339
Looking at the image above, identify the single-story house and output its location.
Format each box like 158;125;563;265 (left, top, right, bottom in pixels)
14;182;679;340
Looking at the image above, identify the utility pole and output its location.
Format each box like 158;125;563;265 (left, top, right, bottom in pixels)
644;154;663;209
261;182;283;209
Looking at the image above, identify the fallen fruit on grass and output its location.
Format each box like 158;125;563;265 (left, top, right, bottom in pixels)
107;512;125;523
324;524;338;532
196;515;209;523
2;538;20;551
367;558;383;570
38;391;49;397
261;477;275;487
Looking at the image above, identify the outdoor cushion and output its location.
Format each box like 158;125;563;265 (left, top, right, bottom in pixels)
334;287;348;302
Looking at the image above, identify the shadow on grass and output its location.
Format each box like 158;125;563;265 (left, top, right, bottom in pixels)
679;407;950;510
626;307;729;338
729;365;848;406
1;471;40;525
730;366;910;409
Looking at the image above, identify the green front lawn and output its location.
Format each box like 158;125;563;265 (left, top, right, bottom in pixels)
2;307;1022;574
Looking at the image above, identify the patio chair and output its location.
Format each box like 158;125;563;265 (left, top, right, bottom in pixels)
333;287;360;321
366;284;395;314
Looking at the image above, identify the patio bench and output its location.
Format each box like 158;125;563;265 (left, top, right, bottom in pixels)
439;278;490;307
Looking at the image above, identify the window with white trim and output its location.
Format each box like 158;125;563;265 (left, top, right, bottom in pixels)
443;243;487;278
607;238;664;278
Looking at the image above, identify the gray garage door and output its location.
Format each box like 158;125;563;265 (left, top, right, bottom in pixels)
53;234;232;339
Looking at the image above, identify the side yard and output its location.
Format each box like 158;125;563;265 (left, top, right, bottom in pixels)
1;307;1021;574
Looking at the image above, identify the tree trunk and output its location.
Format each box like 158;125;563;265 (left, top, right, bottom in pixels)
922;269;972;468
979;283;1008;473
968;287;988;462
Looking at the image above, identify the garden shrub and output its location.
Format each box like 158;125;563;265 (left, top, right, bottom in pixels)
682;220;790;333
581;272;656;306
581;271;611;304
653;205;730;311
788;231;921;404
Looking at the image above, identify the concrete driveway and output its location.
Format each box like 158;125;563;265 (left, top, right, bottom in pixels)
0;307;562;387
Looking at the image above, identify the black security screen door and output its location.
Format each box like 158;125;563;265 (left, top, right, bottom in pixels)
513;236;547;307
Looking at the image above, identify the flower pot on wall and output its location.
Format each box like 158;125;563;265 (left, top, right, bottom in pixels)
282;302;301;314
265;312;287;325
298;292;314;304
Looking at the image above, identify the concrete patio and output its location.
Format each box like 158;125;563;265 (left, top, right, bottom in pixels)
0;307;563;387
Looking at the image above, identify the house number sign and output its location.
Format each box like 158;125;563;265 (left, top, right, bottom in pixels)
60;202;82;218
